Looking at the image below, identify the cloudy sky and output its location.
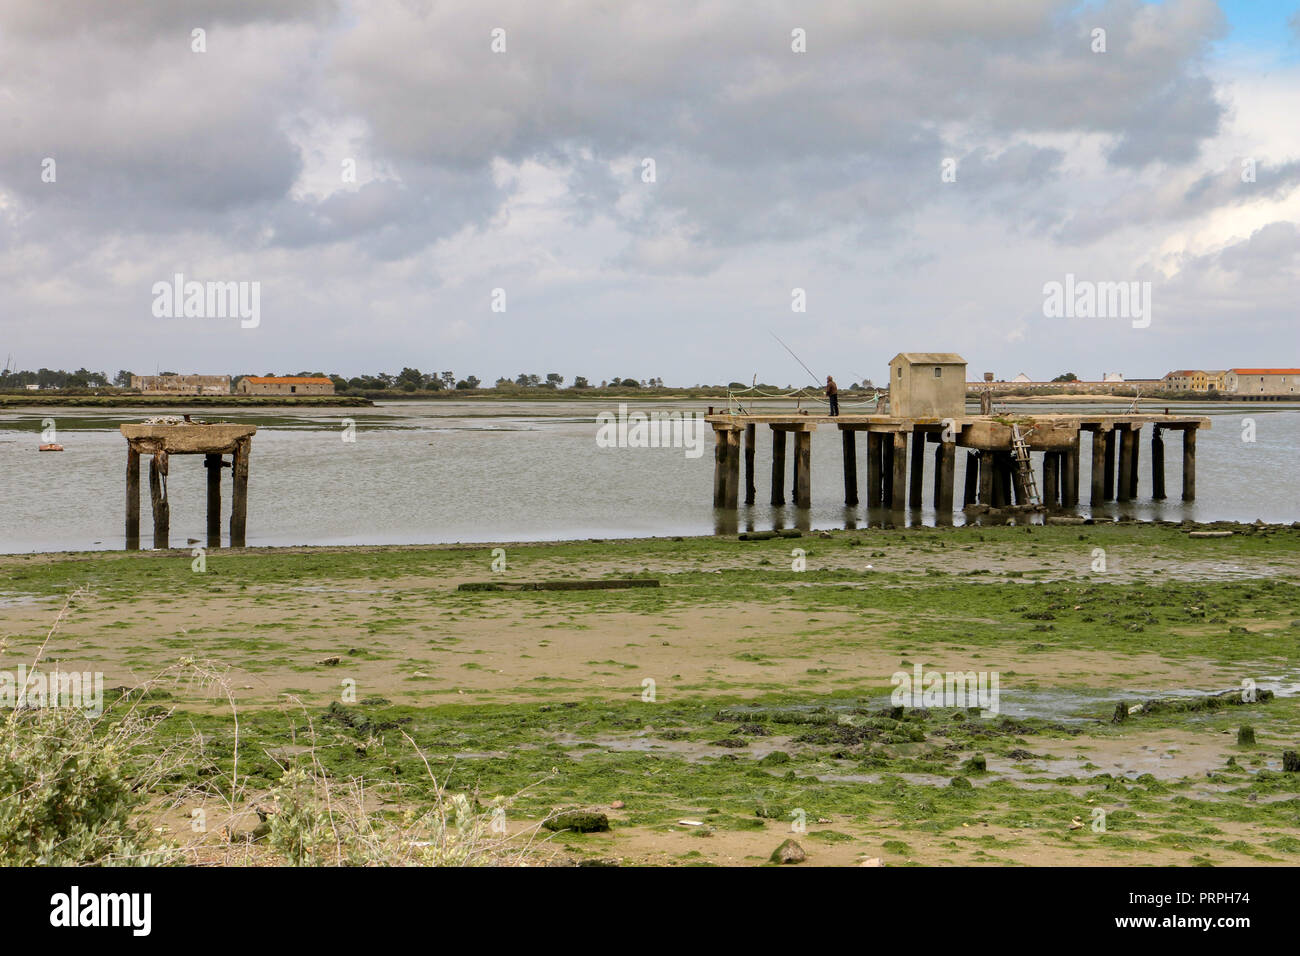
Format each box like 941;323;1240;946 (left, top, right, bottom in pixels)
2;0;1298;385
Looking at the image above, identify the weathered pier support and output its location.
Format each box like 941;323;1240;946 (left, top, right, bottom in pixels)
1151;427;1166;500
1104;429;1117;500
205;453;222;548
1043;452;1060;506
908;432;925;509
1089;428;1107;505
933;439;955;514
1116;426;1134;502
890;432;908;510
867;432;885;506
743;424;757;506
793;429;812;508
120;422;257;551
148;452;169;550
703;411;1208;520
1062;437;1080;507
841;429;858;506
770;427;786;505
125;447;141;549
963;451;979;508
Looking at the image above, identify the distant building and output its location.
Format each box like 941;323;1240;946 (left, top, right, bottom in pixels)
1101;371;1124;383
1224;368;1300;397
1161;370;1202;391
1011;372;1032;383
888;353;966;418
131;374;230;395
236;376;335;396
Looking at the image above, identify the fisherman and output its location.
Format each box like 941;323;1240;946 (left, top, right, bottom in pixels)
825;375;839;416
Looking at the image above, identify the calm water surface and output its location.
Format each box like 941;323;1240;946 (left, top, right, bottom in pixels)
1;400;1296;553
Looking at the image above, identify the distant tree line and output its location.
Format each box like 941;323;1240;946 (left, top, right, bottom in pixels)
1;366;877;393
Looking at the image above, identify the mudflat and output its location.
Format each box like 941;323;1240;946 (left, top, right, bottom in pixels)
2;522;1297;866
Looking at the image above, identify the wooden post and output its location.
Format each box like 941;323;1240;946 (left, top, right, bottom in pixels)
881;434;894;505
978;451;993;506
1090;429;1107;505
867;432;884;506
990;453;1005;507
1182;427;1197;501
713;427;728;507
841;429;858;506
743;424;756;506
963;451;978;508
909;431;925;509
205;453;222;548
231;438;250;547
724;428;741;509
1104;429;1117;500
1043;452;1059;506
770;427;787;505
148;452;169;550
1151;427;1166;500
934;441;955;514
125;447;140;549
1116;426;1133;502
890;432;908;510
794;430;812;508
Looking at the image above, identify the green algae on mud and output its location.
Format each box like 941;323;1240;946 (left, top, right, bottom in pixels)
3;522;1299;865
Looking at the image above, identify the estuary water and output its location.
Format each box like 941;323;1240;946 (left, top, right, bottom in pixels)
0;399;1296;553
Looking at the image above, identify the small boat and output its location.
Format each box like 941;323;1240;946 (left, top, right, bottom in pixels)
38;443;64;451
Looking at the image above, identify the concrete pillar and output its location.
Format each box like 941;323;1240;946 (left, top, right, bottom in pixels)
934;441;955;514
1063;438;1080;507
867;432;884;506
1182;427;1197;501
125;447;140;549
1128;425;1141;499
713;427;728;507
978;451;993;506
1151;427;1166;500
1043;452;1059;506
743;424;757;506
1104;429;1117;500
770;428;787;505
841;429;858;506
909;431;925;509
1090;429;1107;505
1116;426;1133;502
724;428;741;509
231;438;250;547
794;430;811;508
148;452;169;550
890;432;908;510
205;453;222;548
963;451;978;508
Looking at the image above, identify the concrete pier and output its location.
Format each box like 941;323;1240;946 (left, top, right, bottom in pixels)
121;422;257;549
706;412;1209;518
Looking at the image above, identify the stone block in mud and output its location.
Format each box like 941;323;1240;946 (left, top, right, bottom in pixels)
544;809;611;833
770;838;806;865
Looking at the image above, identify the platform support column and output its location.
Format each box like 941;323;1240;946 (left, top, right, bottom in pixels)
841;429;858;506
770;428;787;505
125;447;140;549
793;430;812;508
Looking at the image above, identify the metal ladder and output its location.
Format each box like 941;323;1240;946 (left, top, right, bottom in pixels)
1010;424;1041;505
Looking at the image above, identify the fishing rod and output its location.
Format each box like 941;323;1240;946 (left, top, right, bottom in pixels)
769;331;822;389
